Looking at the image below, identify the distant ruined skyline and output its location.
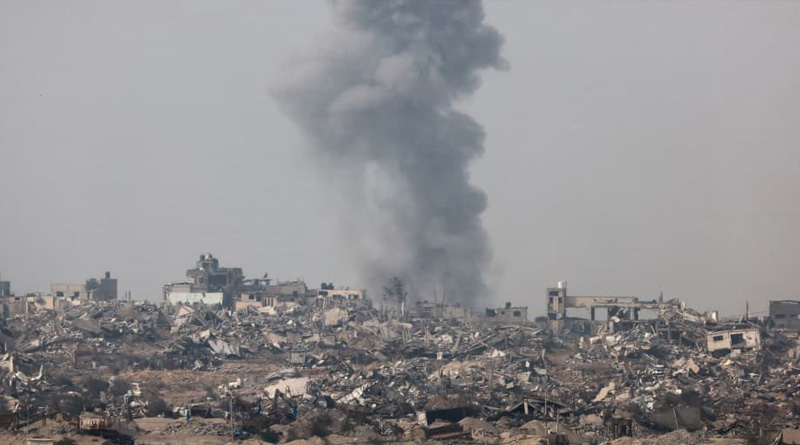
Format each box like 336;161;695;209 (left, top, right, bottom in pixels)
1;1;798;317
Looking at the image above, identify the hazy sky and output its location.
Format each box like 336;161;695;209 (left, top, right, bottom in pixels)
1;1;798;317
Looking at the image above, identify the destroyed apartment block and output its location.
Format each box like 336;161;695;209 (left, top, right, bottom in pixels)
485;302;528;325
413;300;475;322
1;293;63;319
164;253;369;314
546;280;685;334
770;300;800;331
163;253;242;307
705;325;761;354
315;283;370;309
51;271;117;301
411;299;529;325
2;271;118;319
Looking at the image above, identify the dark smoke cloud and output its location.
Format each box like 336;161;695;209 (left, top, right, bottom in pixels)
273;0;506;305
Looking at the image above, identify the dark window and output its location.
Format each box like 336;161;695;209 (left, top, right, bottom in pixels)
513;311;521;317
713;335;724;342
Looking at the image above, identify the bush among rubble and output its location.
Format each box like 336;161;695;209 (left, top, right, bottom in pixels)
147;396;172;417
241;415;279;443
84;376;108;398
109;378;132;398
58;394;86;417
285;412;334;441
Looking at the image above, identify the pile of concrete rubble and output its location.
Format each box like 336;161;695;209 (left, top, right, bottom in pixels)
1;298;799;444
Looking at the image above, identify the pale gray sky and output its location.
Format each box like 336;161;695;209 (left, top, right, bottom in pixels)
1;1;798;317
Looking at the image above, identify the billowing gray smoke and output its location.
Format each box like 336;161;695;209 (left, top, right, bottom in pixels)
273;0;505;305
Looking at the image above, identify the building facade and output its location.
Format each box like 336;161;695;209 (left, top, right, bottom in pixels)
164;253;244;307
0;274;10;297
486;303;528;324
770;300;800;331
51;271;117;301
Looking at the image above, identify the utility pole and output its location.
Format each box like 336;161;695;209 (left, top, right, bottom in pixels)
230;388;236;440
26;392;30;438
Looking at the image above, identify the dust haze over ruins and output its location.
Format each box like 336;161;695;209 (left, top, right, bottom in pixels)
0;1;797;314
1;0;800;443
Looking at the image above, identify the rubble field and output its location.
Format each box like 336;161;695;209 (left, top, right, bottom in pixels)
1;299;798;444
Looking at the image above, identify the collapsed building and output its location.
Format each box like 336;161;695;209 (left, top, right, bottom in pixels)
0;277;794;445
315;284;369;309
546;281;683;333
1;293;59;319
413;301;474;322
1;272;118;319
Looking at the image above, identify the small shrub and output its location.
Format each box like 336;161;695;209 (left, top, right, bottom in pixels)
109;378;132;398
58;395;85;417
84;376;108;398
147;396;171;417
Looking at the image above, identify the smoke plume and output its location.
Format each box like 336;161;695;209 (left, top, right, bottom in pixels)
273;0;505;305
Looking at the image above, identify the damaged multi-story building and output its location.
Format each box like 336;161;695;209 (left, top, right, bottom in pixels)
1;271;119;318
0;273;10;297
0;272;59;318
165;253;368;312
235;279;312;312
164;253;243;307
769;300;800;331
1;293;66;319
410;300;528;325
546;280;682;333
315;284;369;309
51;271;117;302
705;325;761;354
485;303;528;325
545;280;762;358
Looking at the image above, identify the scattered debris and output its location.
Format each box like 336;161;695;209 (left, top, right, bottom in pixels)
0;281;797;444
